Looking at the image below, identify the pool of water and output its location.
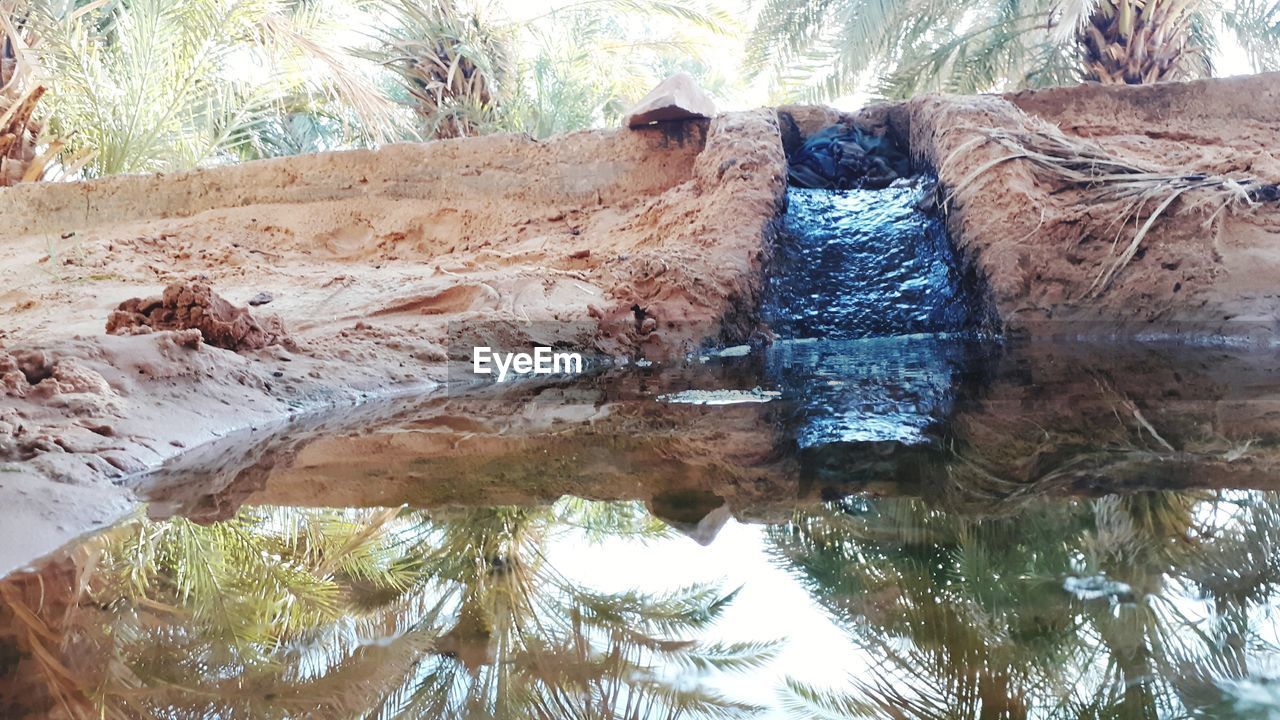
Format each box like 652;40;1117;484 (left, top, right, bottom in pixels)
4;336;1280;719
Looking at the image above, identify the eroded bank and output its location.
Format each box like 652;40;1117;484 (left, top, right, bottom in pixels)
2;73;1280;574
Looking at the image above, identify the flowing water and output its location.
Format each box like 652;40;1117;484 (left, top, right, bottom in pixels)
764;184;981;340
4;185;1280;719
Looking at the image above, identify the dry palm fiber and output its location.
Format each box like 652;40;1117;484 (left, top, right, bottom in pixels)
942;124;1279;297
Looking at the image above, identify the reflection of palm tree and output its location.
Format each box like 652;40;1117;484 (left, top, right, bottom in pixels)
771;497;1083;718
1;499;772;719
368;504;772;719
769;492;1280;719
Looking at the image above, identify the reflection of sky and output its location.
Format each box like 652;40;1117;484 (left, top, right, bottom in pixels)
547;518;872;716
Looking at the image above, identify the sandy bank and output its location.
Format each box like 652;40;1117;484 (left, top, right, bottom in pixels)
917;72;1280;341
0;111;786;575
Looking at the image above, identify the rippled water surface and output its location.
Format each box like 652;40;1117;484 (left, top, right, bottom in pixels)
764;185;981;340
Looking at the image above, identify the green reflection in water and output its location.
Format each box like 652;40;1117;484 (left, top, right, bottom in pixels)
1;500;775;720
6;490;1280;719
768;491;1280;719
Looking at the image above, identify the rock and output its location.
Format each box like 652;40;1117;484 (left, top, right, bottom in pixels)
788;125;912;190
28;359;113;398
623;73;716;128
106;281;287;352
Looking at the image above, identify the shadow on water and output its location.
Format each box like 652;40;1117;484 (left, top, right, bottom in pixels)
5;174;1280;718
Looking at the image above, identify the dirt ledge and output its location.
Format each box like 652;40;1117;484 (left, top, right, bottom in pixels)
914;73;1280;342
0;111;786;575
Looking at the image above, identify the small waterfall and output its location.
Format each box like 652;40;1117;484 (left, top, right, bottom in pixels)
764;183;978;340
759;126;992;448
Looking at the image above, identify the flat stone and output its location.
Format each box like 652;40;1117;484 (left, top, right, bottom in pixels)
622;73;716;128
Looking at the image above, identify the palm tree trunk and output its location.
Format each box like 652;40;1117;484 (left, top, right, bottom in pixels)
1077;0;1200;84
1;5;44;186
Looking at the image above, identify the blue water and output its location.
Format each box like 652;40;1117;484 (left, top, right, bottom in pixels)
764;185;979;340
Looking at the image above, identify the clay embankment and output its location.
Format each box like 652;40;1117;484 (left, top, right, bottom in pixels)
0;111;786;574
783;72;1280;342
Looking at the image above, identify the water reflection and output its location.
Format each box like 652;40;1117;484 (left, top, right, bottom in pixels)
3;488;1280;718
7;335;1280;718
766;336;991;447
770;491;1280;719
0;501;774;719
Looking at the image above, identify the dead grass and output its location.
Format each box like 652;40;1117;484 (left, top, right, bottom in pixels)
1;2;47;186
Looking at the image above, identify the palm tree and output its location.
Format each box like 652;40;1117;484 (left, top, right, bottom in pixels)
1075;0;1201;83
5;0;734;180
746;0;1280;100
769;497;1087;718
1;0;47;185
369;0;734;140
31;0;404;177
369;0;512;140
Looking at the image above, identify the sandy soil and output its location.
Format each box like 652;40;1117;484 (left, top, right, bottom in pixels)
912;72;1280;340
0;111;786;575
3;73;1280;576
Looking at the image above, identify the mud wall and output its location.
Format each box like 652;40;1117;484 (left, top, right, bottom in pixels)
0;124;711;237
911;73;1280;342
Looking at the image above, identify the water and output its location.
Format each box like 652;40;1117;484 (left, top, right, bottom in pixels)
4;338;1280;719
764;185;982;340
5;185;1280;718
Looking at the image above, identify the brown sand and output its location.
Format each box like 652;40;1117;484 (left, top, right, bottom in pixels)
2;73;1280;575
0;111;786;574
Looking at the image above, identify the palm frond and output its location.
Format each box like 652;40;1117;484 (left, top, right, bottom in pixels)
1220;0;1280;71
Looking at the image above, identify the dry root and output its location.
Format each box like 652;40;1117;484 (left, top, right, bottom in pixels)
942;125;1279;297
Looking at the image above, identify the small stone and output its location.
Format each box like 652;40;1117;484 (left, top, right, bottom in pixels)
248;291;274;306
622;73;716;128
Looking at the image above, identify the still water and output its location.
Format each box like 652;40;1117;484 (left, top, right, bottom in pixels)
4;183;1280;718
4;336;1280;719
